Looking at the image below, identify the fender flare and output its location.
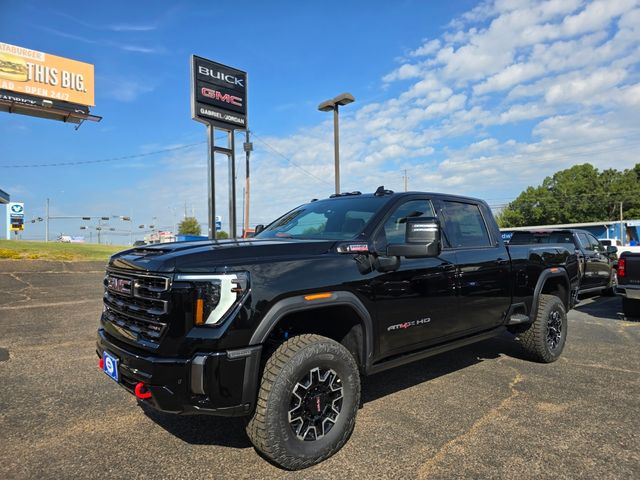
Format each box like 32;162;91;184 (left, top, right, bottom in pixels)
531;268;571;320
249;291;375;370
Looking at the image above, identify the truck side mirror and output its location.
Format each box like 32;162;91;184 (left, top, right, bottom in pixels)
254;224;265;235
386;217;441;258
606;245;618;254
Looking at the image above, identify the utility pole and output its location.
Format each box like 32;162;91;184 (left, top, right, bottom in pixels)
243;131;253;235
403;169;408;192
45;198;50;243
620;201;625;246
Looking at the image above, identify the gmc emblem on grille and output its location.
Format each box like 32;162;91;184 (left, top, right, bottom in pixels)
107;276;133;296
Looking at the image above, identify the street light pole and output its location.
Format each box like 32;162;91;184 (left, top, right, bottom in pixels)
243;131;253;236
333;106;340;195
319;93;355;195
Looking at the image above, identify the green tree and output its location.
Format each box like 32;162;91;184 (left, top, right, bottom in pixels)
498;163;640;227
178;217;202;235
216;231;229;239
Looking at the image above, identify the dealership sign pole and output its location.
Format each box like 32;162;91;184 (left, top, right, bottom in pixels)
191;55;247;240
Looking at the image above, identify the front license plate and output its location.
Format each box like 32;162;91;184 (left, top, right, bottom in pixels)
103;351;119;382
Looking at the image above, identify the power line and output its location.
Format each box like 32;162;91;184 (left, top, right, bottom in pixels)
0;142;204;168
251;133;333;187
0;139;231;168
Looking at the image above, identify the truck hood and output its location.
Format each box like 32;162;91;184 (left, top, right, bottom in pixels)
108;238;337;273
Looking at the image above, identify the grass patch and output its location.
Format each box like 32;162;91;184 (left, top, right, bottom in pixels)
0;240;127;262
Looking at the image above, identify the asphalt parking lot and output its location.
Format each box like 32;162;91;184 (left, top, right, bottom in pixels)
1;260;639;479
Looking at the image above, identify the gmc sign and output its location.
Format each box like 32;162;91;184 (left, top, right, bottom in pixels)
191;55;247;129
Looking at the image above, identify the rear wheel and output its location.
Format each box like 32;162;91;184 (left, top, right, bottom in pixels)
518;294;568;363
246;334;360;470
622;298;640;319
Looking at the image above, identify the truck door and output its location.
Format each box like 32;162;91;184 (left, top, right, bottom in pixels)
438;199;511;334
369;197;458;357
577;232;612;288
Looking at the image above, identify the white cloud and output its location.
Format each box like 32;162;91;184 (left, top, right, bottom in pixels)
544;68;628;104
99;76;155;102
410;39;441;57
109;24;157;32
382;63;423;82
474;63;546;95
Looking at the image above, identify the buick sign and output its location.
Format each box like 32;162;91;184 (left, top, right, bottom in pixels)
191;55;247;129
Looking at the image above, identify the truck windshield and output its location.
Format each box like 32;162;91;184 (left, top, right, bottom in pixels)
256;196;386;240
509;231;574;245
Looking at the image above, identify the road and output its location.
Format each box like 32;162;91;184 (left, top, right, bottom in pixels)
1;260;639;479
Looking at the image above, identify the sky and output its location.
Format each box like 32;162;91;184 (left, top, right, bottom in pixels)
1;0;639;243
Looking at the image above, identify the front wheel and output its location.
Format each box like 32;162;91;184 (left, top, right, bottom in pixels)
518;294;568;363
246;334;360;470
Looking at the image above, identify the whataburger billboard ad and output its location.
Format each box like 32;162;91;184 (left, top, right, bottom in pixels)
0;42;94;107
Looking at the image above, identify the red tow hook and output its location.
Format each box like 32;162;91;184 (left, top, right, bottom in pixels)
134;382;152;399
99;358;104;369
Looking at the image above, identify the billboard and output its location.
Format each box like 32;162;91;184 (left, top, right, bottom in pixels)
0;42;94;106
191;55;247;129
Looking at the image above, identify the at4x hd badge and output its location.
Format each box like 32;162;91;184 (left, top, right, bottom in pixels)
387;317;431;331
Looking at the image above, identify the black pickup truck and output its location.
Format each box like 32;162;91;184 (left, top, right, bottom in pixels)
97;188;579;469
616;251;640;318
508;229;617;296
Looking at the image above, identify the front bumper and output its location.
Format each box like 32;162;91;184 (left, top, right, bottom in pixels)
616;285;640;300
96;329;261;416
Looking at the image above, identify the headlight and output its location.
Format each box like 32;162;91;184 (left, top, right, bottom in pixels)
175;273;249;326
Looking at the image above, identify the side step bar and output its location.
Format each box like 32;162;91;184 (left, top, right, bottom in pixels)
507;313;530;325
368;327;506;375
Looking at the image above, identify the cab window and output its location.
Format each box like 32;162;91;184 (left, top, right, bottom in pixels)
441;201;491;248
375;199;435;248
587;234;603;252
577;233;592;251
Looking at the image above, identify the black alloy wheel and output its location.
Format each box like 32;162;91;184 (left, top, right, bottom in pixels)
546;309;563;352
288;367;343;441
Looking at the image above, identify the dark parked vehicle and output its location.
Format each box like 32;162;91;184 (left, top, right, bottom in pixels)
97;188;579;469
616;251;640;318
508;229;618;296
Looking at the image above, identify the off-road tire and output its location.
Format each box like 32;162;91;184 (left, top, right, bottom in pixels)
246;334;360;470
518;294;567;363
622;298;640;319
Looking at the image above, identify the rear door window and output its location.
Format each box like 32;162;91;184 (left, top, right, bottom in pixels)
577;233;592;251
441;201;491;248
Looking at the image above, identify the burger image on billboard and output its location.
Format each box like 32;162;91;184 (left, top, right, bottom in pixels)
0;52;28;82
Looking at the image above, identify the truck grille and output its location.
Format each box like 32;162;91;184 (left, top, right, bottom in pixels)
103;272;171;347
